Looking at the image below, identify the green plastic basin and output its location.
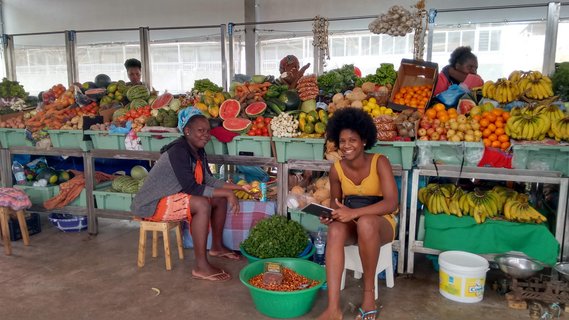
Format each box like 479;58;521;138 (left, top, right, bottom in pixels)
240;241;315;264
239;258;326;318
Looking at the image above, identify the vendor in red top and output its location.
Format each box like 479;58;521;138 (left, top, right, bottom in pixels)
433;46;484;96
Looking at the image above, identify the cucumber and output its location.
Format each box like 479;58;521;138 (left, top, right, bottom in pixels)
267;101;282;115
267;98;286;112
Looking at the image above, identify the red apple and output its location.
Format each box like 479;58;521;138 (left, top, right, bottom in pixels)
426;128;435;136
435;127;444;134
419;136;429;141
433;119;441;127
430;132;440;140
439;134;448;141
420;119;431;129
418;128;427;137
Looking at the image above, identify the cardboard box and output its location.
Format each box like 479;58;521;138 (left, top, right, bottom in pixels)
388;59;439;111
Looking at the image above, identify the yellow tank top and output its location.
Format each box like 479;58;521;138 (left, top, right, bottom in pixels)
333;153;397;239
334;153;382;197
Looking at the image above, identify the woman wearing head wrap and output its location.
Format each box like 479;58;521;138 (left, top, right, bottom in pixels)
132;107;251;282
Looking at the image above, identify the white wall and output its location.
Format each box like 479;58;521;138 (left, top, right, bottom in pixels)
2;0;244;34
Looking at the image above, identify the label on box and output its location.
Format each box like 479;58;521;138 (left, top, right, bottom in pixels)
263;262;283;285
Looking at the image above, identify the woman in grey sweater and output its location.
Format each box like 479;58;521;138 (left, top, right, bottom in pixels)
132;107;251;282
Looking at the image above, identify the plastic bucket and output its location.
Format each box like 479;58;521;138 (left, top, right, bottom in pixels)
438;251;489;303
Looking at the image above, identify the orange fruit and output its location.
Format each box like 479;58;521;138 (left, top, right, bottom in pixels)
449;112;458;119
448;108;458;114
472;115;482;121
436;110;448;118
479;119;490;128
487;123;497;132
491;140;502;148
495;120;504;128
482;111;492;119
501;141;511;149
498;134;509;143
434;103;446;112
426;109;437;119
488;134;498;142
483;138;492;147
492;108;504;116
482;128;492;138
495;128;505;136
486;114;497;123
439;114;450;122
501;112;510;120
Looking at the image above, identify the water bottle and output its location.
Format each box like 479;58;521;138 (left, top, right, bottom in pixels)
314;228;326;266
260;182;267;202
12;161;26;185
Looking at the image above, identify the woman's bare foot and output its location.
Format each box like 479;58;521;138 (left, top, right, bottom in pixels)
192;263;231;281
317;308;343;320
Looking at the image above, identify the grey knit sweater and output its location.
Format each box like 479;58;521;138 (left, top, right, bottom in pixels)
131;137;225;217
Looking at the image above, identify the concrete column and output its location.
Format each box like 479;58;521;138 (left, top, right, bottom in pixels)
244;0;258;76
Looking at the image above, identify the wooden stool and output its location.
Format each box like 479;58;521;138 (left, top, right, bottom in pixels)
137;220;184;271
0;207;30;256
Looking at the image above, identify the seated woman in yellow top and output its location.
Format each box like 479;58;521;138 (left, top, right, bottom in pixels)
318;107;399;320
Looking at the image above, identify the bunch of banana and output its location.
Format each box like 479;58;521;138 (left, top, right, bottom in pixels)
539;104;565;137
518;70;554;100
550;113;569;141
482;78;520;104
419;183;464;216
491;186;519;213
504;199;547;223
458;189;500;224
234;179;261;200
234;189;253;200
508;70;524;83
505;110;550;140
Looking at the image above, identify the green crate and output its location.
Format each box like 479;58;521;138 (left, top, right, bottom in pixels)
0;128;33;148
289;210;327;233
84;130;127;150
93;182;135;211
14;184;58;205
416;141;484;167
273;137;325;163
137;132;181;152
67;188;87;207
367;141;415;169
227;136;272;157
48;130;92;151
204;136;228;155
512;143;569;176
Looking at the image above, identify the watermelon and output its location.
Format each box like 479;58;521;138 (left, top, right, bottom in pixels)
151;92;173;109
458;98;476;114
129;98;147;110
85;88;106;100
126;85;150;101
245;102;267;117
219;99;241;120
223;117;252;133
112;108;128;121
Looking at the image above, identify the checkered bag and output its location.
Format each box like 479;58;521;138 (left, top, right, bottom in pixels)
0;188;32;211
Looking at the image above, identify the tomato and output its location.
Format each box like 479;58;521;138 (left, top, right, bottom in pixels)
264;118;271;125
255;116;264;123
248;130;256;136
256;122;265;129
262;127;268;134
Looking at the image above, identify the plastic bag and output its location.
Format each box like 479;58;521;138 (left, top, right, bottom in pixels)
109;121;132;134
73;85;94;107
436;84;469;108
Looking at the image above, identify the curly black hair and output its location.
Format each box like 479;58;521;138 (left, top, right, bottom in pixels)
326;107;377;150
124;58;142;70
449;46;477;67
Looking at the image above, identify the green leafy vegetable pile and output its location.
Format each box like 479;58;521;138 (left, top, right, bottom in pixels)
192;79;223;93
552;62;569;101
317;64;358;95
0;78;28;99
356;63;398;87
241;215;308;259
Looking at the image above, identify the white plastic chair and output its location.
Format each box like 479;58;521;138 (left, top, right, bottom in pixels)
340;242;394;300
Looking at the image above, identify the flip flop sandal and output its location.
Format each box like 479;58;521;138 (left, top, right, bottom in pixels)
208;251;242;261
355;307;378;320
191;270;232;282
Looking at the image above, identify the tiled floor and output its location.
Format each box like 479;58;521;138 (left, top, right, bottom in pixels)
0;216;532;320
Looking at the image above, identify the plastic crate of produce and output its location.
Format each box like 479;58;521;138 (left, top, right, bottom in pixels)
8;212;42;241
512;143;569;176
0;128;33;148
227;136;271;157
93;182;135;211
204;136;228;155
67;188;87;207
416;141;484;167
137;132;181;152
48;213;88;232
289;210;327;233
14;184;58;205
273;137;325;163
367;141;416;170
47;130;92;151
84;130;127;150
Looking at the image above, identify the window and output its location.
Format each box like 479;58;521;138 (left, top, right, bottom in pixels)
345;37;360;56
556;20;569;62
462;31;475;48
478;31;490;51
330;38;345;57
432;33;446;52
448;31;461;51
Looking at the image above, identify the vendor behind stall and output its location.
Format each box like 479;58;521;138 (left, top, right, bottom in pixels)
434;46;484;96
124;58;143;86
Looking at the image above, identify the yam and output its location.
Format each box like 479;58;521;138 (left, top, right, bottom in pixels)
290;185;305;195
